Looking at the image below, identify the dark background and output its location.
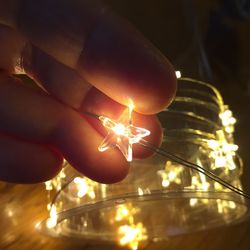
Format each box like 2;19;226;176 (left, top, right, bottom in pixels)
1;0;250;249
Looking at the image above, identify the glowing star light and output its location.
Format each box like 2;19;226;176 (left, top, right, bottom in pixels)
98;104;150;162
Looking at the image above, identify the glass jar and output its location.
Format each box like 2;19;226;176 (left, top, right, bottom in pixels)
38;78;248;250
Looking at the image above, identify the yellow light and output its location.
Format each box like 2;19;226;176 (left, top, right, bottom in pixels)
138;188;144;196
187;160;211;192
45;180;53;191
215;157;226;168
113;203;140;223
74;177;88;198
73;177;97;199
229;201;236;209
35;222;41;230
42;78;245;250
59;169;66;178
113;123;126;135
207;130;238;170
118;223;147;250
223;143;238;152
162;179;170;187
191;176;198;186
46;205;57;229
128;100;135;122
216;199;236;214
115;206;130;221
207;140;219;149
190;198;198;207
168;171;177;181
199;171;210;191
175;71;182;78
214;182;223;190
112;203;146;249
158;161;183;188
99;105;150;161
219;107;237;134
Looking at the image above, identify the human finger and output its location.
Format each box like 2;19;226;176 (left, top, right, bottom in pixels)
0;24;164;183
19;44;163;159
0;133;62;183
1;0;176;114
82;87;163;159
0;24;26;72
0;72;129;183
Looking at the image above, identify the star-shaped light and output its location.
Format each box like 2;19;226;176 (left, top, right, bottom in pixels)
98;104;150;162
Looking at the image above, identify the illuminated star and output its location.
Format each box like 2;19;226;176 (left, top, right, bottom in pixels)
98;106;150;162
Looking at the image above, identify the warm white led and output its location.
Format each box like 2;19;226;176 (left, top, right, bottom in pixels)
46;205;57;229
175;70;182;78
41;78;247;250
98;104;150;162
118;223;148;250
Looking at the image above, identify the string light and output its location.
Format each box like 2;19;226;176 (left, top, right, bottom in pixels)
137;187;144;196
157;161;183;187
114;203;140;223
40;78;248;250
73;177;98;199
207;130;238;170
98;104;150;162
42;105;248;249
175;70;182;78
46;204;57;229
96;98;248;200
107;202;146;250
219;106;237;134
118;223;148;250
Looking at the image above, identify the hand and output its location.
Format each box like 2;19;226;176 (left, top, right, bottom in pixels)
0;0;176;184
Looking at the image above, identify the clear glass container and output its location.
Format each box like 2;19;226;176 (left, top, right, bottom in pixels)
38;78;249;250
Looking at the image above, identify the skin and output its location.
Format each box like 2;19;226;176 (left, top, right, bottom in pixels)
0;0;176;184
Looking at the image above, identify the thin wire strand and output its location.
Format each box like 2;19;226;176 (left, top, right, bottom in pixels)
83;111;250;200
50;174;77;206
49;112;250;207
139;138;250;200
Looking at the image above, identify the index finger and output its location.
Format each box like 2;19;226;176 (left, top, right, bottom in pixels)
1;0;176;114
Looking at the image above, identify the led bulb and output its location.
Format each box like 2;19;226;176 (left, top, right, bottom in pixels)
98;104;150;162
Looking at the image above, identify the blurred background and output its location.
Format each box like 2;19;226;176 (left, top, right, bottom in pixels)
1;0;250;249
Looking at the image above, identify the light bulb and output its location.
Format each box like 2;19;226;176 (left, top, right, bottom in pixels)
98;104;150;162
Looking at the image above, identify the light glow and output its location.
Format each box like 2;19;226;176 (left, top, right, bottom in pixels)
42;81;243;250
113;123;126;135
138;188;144;196
118;223;148;250
46;205;57;229
98;105;150;161
207;130;238;170
175;71;182;78
73;177;98;199
157;161;183;187
219;107;237;133
45;180;53;191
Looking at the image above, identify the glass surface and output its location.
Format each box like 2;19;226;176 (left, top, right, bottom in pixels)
38;78;249;250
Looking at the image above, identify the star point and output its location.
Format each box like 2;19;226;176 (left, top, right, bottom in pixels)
98;107;150;162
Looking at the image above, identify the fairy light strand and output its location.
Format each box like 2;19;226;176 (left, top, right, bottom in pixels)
48;106;249;223
43;78;247;250
138;139;250;199
43;104;248;250
94;104;250;200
